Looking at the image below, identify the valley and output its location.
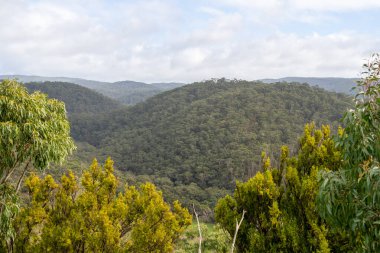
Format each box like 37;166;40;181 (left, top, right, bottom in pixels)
20;78;352;216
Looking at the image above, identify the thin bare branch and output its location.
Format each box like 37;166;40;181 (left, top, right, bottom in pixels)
15;159;31;193
231;210;246;253
0;166;17;185
193;203;202;253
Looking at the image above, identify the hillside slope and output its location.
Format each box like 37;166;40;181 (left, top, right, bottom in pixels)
74;79;352;211
25;82;124;143
25;81;122;114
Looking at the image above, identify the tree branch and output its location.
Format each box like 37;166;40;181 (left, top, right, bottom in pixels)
0;143;31;185
231;210;246;253
0;164;18;185
15;159;31;193
193;203;202;253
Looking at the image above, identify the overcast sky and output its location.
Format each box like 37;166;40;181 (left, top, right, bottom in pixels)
1;0;379;83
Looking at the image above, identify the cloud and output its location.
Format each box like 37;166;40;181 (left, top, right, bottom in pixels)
161;32;378;82
0;0;179;80
0;0;378;82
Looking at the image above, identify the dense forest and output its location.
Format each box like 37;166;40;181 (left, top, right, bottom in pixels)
28;79;350;215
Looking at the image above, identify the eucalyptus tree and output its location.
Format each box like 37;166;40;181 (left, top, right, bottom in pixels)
0;79;75;251
318;54;380;252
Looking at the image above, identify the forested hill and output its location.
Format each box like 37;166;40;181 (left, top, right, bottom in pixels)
73;79;352;211
25;81;123;114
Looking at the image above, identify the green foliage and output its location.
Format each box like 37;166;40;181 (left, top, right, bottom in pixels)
318;54;380;252
216;169;283;252
73;80;350;215
176;223;230;253
0;79;75;179
0;185;18;252
0;79;75;250
215;123;349;252
0;80;74;176
13;158;191;253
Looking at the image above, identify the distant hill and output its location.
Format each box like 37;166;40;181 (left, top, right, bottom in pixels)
98;81;163;105
0;75;109;90
260;77;358;94
72;79;352;211
24;81;124;143
1;75;185;105
151;82;186;90
25;81;122;114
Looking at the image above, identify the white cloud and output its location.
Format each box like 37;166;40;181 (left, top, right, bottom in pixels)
172;48;208;67
155;31;377;81
0;1;378;82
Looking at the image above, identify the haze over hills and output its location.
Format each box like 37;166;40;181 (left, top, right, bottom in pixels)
260;77;358;94
1;75;358;106
0;75;185;105
0;75;109;89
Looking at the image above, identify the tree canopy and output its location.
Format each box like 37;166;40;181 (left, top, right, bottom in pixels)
0;79;75;250
13;158;191;253
0;79;75;185
215;123;351;252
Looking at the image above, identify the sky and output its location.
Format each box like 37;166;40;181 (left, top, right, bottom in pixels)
1;0;379;83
